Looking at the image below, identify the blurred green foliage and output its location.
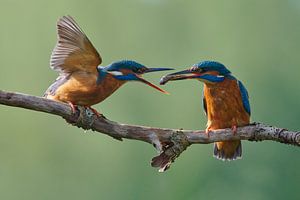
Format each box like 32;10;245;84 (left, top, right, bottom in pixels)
0;0;299;199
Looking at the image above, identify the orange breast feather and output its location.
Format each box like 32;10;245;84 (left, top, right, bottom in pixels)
204;78;250;130
48;73;124;106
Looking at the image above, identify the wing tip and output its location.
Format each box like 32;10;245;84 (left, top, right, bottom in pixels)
57;15;76;26
50;15;83;71
49;15;102;72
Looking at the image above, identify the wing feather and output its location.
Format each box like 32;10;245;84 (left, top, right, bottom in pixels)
50;16;102;74
202;91;207;116
238;80;251;115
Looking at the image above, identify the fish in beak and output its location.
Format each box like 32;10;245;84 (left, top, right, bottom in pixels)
160;68;225;85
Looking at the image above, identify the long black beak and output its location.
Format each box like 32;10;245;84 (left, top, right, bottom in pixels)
144;68;174;73
160;69;202;85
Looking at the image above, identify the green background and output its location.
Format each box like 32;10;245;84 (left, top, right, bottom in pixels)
0;0;299;199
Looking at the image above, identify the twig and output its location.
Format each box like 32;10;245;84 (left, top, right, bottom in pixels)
0;90;299;171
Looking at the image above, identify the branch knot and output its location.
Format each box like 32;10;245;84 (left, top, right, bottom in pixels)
0;90;299;172
67;106;98;130
151;130;190;172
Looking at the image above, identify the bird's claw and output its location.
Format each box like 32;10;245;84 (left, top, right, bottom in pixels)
232;125;237;135
205;127;211;138
68;102;78;114
64;104;100;130
69;106;98;130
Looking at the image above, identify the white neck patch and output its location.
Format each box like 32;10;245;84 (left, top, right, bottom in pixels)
108;71;124;76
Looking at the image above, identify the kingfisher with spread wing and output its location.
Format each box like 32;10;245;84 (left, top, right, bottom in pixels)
160;61;250;160
44;16;172;115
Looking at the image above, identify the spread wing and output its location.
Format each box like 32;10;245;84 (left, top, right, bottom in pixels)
50;16;102;74
238;80;251;115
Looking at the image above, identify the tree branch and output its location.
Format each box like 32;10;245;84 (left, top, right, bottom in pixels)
0;90;299;171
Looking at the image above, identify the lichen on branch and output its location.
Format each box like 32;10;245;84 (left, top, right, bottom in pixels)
0;90;299;172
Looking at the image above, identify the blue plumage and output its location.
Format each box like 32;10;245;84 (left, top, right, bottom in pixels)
107;60;145;71
194;61;250;114
96;66;108;84
193;62;250;115
113;73;139;81
193;61;231;75
159;60;250;161
238;80;251;115
197;74;225;83
96;60;173;93
96;60;145;83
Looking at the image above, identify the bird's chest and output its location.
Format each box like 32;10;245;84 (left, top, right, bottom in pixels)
54;73;123;105
204;80;249;128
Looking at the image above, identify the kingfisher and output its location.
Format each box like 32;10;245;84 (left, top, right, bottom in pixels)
160;61;250;160
44;16;172;115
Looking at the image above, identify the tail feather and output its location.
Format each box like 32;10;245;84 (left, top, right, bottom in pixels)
213;141;242;161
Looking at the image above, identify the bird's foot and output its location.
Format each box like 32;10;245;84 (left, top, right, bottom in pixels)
65;102;80;124
68;102;78;114
64;104;100;130
67;106;98;130
231;125;237;135
205;127;211;138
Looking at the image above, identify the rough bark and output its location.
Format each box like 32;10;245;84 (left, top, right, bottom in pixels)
0;90;299;171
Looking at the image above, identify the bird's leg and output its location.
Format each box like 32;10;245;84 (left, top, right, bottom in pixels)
85;106;101;117
231;124;237;135
205;127;211;138
68;102;77;113
65;102;80;124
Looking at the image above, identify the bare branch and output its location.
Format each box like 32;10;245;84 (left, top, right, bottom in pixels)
0;90;299;171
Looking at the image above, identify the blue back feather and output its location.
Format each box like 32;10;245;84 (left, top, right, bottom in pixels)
238;80;251;115
202;91;207;115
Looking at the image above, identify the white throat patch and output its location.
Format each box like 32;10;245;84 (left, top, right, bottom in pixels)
108;71;124;76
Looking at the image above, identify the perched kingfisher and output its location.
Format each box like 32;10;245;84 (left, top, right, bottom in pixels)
160;61;250;160
44;16;172;115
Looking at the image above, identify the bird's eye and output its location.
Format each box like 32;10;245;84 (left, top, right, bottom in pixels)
190;66;201;72
190;67;207;73
133;68;144;74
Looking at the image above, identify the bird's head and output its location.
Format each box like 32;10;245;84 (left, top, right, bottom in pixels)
160;61;231;85
97;60;173;94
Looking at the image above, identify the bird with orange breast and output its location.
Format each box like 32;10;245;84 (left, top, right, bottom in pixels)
160;61;250;160
44;16;172;115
